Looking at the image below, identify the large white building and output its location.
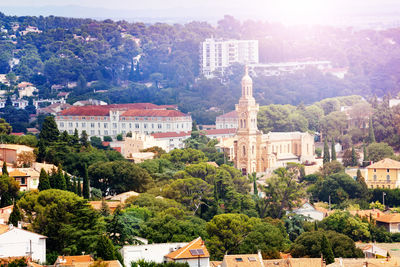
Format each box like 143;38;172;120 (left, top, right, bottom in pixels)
248;60;332;77
0;224;46;263
200;38;259;77
55;103;192;138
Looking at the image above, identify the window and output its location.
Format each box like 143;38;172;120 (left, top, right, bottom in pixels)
122;123;126;129
243;145;246;156
144;124;147;129
68;130;73;134
387;169;390;172
81;122;86;127
158;124;162;129
20;177;26;185
60;122;64;127
374;175;377;181
68;122;73;127
112;130;117;135
167;124;170;129
104;130;108;135
104;123;108;128
152;124;154;129
135;124;139;129
387;175;391;181
75;122;78;128
113;123;117;128
374;169;376;172
90;123;95;128
98;123;101;127
90;130;95;135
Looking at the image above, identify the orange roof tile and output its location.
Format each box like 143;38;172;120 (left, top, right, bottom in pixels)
367;158;400;169
165;237;209;260
121;109;187;117
0;224;10;234
221;254;262;267
9;170;28;177
56;255;94;265
376;213;400;223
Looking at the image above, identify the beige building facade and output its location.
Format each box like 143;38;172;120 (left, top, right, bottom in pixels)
219;68;315;174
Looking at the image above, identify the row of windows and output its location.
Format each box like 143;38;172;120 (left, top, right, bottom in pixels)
67;129;156;136
373;175;391;181
58;116;187;121
373;169;391;172
59;122;188;129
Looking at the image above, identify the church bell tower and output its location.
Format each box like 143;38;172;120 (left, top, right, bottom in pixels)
235;66;259;174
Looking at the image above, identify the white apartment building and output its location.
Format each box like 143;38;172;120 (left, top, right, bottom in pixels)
200;38;259;77
55;103;192;138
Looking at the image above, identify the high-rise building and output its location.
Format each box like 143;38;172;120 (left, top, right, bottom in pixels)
200;38;259;78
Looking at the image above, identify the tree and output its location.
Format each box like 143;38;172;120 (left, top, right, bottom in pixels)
367;142;394;162
363;145;369;167
116;134;123;141
83;164;90;199
367;117;376;144
356;169;370;201
323;140;330;164
80;130;89;147
18;189;105;255
100;198;110;216
8;202;22;226
2;161;8;176
0;175;19;207
351;146;358;167
17;151;36;167
89;161;152;194
0;118;12;134
54;164;66;190
259;167;305;218
95;235;116;260
39;116;59;145
77;178;82;196
321;234;335;265
38;168;50;191
331;139;336;161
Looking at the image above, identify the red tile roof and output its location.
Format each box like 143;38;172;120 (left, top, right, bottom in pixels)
217;110;238;119
204;128;237;135
151;131;191;139
367;158;400;169
121;109;187;117
59;103;188;117
376;213;400;223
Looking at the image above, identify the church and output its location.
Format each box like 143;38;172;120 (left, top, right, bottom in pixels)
216;67;315;174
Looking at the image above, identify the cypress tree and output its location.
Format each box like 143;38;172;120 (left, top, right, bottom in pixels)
356;169;371;200
72;177;77;194
49;168;56;188
321;234;335;265
38;168;50;191
8;202;22;227
37;140;46;163
323;139;330;164
83;164;90;199
368;117;376;144
72;129;79;146
2;161;8;176
351;146;358;166
80;130;89;147
55;164;66;190
363;145;369;167
65;173;72;192
96;235;116;260
100;198;110;217
77;178;82;197
331;139;336;161
39;116;59;145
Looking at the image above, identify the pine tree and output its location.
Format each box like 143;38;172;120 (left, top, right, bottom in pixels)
351;146;358;166
100;198;110;217
363;145;369;167
2;161;8;176
321;234;335;265
8;202;22;227
323;139;330;164
356;169;371;200
38;168;50;191
77;178;82;196
72;129;79;146
96;235;116;260
37;140;46;163
331;139;336;161
49;167;56;188
368;117;376;144
54;164;66;190
83;164;90;199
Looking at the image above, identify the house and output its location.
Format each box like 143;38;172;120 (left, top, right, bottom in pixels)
120;242;188;266
0;224;46;263
73;99;107;106
291;202;325;221
164;237;209;267
105;191;140;203
366;158;400;189
376;213;400;233
109;133;169;156
360;244;388;258
17;82;37;98
37;103;72;115
54;255;93;266
0;205;13;224
151;132;191;151
0;144;35;165
264;258;324;267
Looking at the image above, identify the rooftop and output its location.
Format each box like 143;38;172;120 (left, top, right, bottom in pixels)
367;158;400;169
55;255;93;266
376;213;400;223
165;237;209;260
216;110;238;119
204;128;237;135
151;131;191;139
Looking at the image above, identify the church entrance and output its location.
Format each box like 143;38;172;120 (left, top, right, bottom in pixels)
241;168;247;176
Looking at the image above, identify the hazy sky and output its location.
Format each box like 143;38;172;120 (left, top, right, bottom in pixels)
1;0;400;25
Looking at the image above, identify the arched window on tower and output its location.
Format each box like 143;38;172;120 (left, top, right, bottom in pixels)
243;145;246;156
244;119;246;128
252;145;254;155
240;119;243;128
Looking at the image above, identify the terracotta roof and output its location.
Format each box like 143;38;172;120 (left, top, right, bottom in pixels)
151;131;191;139
17;82;33;88
204;128;237;135
121;109;187;117
376;213;400;223
9;170;28;177
55;255;94;266
89;201;121;213
367;158;400;169
221;254;262;267
165;237;209;260
59;103;188;117
217;110;238;119
209;262;222;267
